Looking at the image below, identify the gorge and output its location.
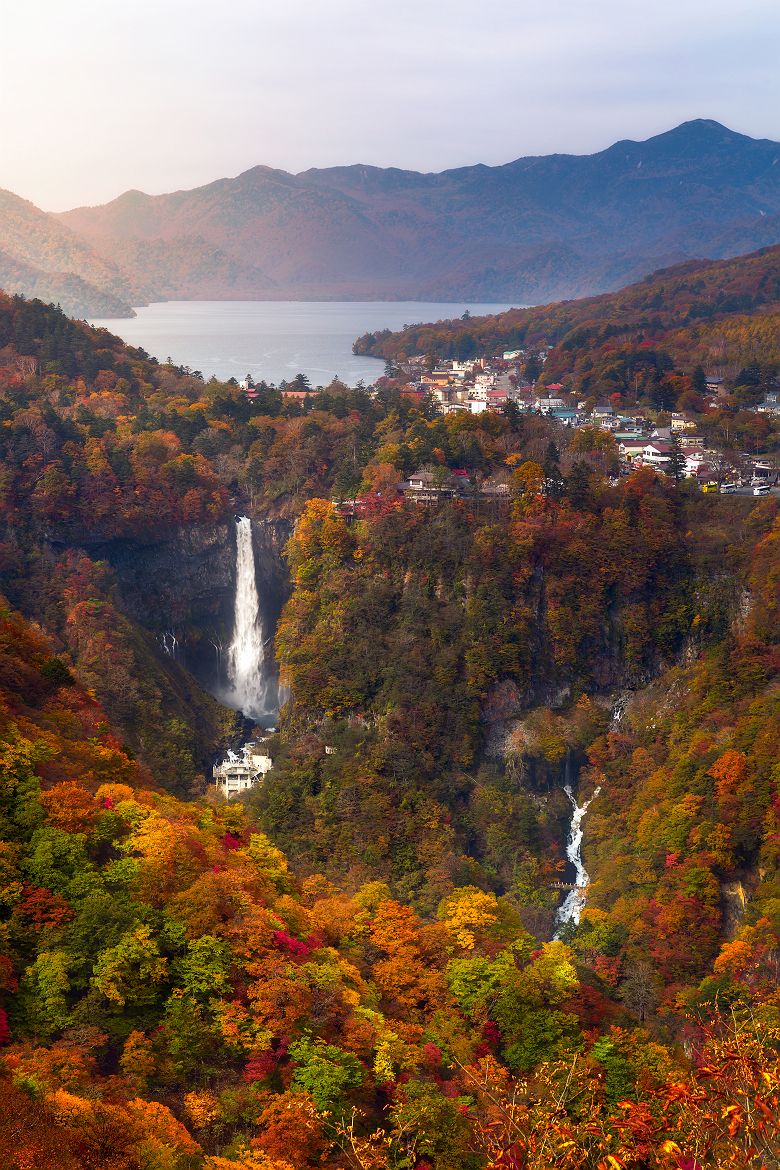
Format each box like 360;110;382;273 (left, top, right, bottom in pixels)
0;274;778;1169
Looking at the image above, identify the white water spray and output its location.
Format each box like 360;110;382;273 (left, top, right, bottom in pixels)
225;516;269;720
554;783;601;935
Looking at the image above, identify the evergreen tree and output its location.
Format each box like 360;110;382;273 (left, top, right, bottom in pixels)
542;440;564;499
523;353;542;383
692;365;707;395
565;460;593;509
667;431;686;485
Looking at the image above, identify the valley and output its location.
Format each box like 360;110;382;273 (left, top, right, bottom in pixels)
0;249;777;1168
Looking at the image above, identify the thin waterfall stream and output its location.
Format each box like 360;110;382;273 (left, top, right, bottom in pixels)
224;516;271;721
554;782;601;936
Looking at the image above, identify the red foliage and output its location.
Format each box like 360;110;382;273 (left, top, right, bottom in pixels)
482;1020;502;1047
243;1050;279;1082
18;885;73;930
422;1042;443;1069
273;930;312;958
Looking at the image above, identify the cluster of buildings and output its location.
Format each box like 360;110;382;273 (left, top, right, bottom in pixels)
237;352;778;491
396;356;777;487
591;409;775;486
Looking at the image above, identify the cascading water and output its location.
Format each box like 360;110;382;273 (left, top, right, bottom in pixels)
554;783;601;936
224;516;270;720
160;631;179;658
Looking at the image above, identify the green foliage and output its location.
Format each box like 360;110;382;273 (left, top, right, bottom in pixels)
177;935;231;1003
288;1034;364;1110
19;950;72;1036
90;924;168;1008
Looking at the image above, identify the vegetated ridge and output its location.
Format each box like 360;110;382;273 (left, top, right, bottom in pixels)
0;189;136;318
353;242;780;370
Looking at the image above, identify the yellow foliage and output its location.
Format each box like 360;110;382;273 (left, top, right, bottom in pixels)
245;832;290;890
205;1152;295;1170
183;1089;221;1128
437;886;499;950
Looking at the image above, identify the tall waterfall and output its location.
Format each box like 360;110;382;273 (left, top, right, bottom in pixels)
554;783;601;935
225;516;269;720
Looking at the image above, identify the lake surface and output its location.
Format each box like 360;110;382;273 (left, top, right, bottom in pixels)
89;300;515;387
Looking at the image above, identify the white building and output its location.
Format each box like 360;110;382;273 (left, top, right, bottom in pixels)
213;741;273;799
642;442;672;467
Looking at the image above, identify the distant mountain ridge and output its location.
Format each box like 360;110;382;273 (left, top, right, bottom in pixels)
0;120;778;316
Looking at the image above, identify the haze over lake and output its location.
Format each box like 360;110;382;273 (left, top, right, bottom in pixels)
89;301;515;387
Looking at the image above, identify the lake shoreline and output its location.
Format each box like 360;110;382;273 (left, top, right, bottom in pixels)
89;299;514;388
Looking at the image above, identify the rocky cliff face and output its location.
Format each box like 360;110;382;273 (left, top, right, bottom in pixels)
96;515;293;700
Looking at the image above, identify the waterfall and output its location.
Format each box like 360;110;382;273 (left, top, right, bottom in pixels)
160;631;179;658
225;516;269;720
554;783;601;935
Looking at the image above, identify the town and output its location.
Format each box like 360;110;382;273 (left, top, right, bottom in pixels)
240;346;780;503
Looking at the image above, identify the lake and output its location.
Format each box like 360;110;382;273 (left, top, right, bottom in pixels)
89;300;515;387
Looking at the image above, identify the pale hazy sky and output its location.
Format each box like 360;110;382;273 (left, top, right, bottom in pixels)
3;0;778;211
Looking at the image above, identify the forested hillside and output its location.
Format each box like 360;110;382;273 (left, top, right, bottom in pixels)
0;190;136;318
1;580;778;1170
0;288;778;1167
354;244;780;383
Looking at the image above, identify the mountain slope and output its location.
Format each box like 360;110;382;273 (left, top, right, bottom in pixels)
0;189;136;317
352;242;780;367
58;119;780;305
0;244;133;320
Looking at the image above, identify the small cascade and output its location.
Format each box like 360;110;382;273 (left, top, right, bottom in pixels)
224;516;270;720
610;693;631;727
554;783;601;935
209;637;225;674
160;630;179;658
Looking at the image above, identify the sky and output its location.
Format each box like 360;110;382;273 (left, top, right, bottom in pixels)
3;0;779;211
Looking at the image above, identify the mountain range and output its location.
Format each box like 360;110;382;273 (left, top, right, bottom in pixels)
1;119;779;318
